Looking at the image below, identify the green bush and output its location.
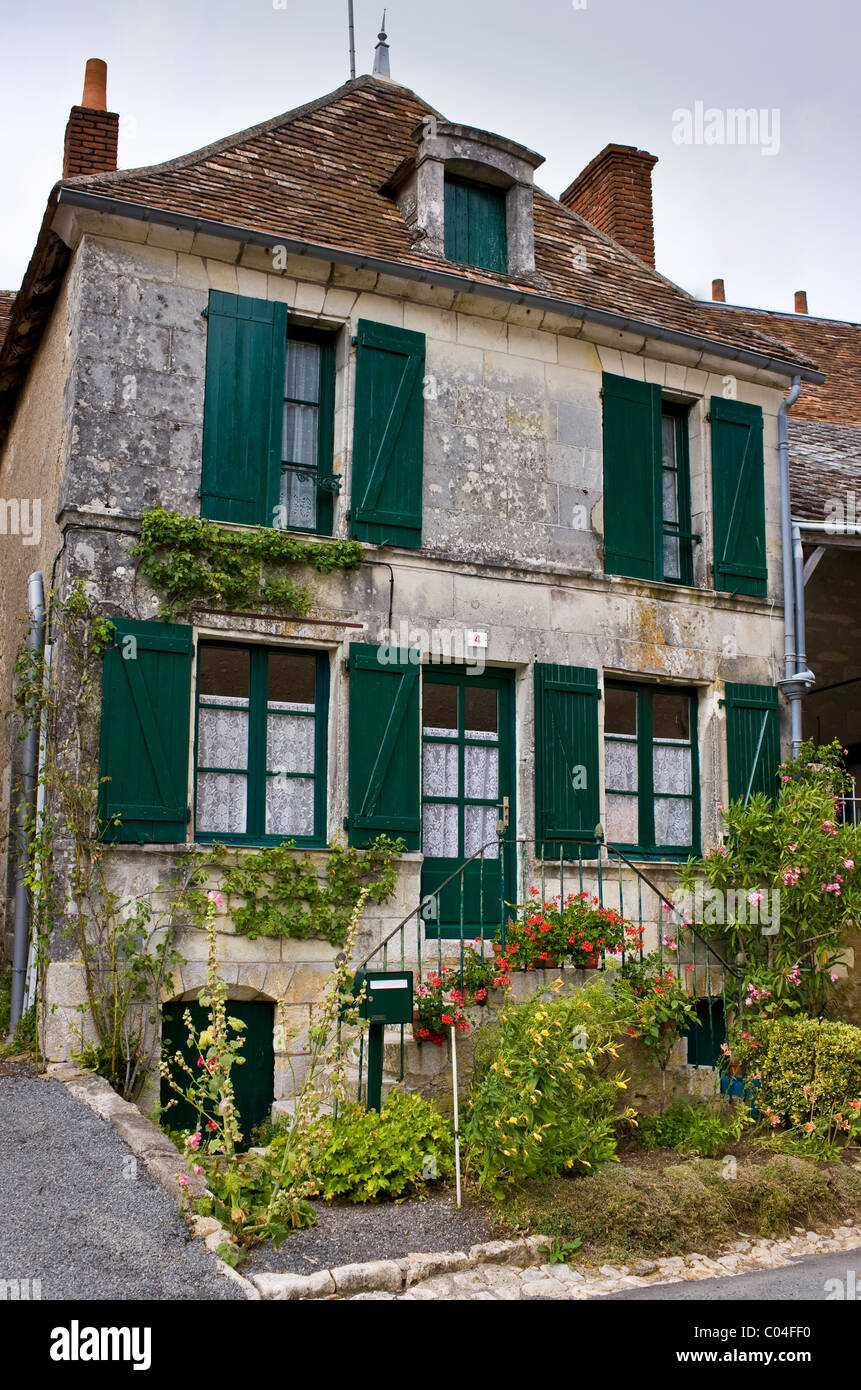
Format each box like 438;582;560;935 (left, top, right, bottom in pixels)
293;1090;455;1203
633;1100;750;1158
754;1016;861;1126
462;980;634;1195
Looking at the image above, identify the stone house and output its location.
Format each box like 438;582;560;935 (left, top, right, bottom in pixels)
0;56;828;1117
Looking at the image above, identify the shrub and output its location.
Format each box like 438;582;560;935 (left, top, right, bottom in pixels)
633;1100;751;1158
293;1090;455;1203
748;1016;861;1127
675;739;861;1020
462;979;635;1194
499;1155;861;1262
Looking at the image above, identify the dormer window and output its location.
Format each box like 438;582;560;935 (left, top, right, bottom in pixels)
385;120;544;280
444;174;507;273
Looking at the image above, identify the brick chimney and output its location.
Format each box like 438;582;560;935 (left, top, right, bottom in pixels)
63;59;119;179
794;290;808;314
560;144;659;267
711;278;726;303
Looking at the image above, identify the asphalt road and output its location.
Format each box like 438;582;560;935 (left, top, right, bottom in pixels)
600;1248;861;1300
0;1062;242;1301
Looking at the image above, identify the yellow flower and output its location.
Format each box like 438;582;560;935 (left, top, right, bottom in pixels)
533;1131;543;1142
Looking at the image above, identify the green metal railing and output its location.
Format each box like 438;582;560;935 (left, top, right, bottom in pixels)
343;835;741;1103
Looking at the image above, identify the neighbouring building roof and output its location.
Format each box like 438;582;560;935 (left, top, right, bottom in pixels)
705;303;861;522
0;75;824;450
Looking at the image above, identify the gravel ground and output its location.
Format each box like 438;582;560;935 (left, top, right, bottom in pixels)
0;1060;243;1301
245;1189;500;1275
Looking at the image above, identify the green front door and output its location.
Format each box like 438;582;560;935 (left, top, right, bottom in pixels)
420;668;514;937
160;1000;275;1145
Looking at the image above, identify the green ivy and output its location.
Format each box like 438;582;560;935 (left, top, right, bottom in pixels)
191;834;405;946
131;508;364;619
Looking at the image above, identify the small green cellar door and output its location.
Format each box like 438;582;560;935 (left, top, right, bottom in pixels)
160;1000;275;1144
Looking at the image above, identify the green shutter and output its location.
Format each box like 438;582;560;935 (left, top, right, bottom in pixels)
444;175;508;273
200;291;286;526
725;682;781;804
351;320;425;549
347;642;421;849
711;398;767;597
99;618;193;843
602;373;662;580
534;663;601;858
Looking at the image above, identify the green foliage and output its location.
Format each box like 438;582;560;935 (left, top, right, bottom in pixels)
293;1091;455;1203
743;1016;861;1131
633;1100;751;1158
131;507;363;620
463;980;635;1195
538;1237;583;1264
676;740;861;1019
190;834;404;946
193;1153;317;1250
614;951;701;1075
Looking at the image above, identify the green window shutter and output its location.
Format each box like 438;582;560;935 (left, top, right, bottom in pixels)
711;397;767;597
534;663;601;858
725;682;781;804
351;320;426;549
444;175;508;273
347;642;421;849
602;373;662;580
99;618;193;843
200;291;287;526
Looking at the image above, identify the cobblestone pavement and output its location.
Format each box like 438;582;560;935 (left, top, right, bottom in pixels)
350;1223;861;1300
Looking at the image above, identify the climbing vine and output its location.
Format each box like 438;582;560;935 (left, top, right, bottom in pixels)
131;507;364;619
9;581;196;1099
189;835;406;946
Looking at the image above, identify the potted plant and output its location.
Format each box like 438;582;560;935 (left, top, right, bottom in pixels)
496;890;641;971
413;969;470;1045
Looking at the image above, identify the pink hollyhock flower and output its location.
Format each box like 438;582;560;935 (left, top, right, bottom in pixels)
187;1131;201;1149
193;1165;203;1176
845;859;855;870
206;890;225;909
178;1173;189;1188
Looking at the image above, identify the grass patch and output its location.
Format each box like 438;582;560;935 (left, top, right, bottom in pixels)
498;1153;861;1265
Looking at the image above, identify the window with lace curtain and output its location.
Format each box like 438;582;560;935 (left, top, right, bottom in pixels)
603;682;699;858
194;642;329;844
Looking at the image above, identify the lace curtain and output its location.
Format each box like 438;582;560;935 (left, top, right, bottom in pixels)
422;733;499;859
196;695;315;837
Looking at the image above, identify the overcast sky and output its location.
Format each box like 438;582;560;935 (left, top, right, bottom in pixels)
2;0;859;321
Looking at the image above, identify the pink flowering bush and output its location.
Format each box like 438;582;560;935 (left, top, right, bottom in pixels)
676;740;861;1021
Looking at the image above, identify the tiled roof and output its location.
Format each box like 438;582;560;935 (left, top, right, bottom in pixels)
788;420;861;520
705;304;861;425
0;292;15;353
705;303;861;518
69;76;818;374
